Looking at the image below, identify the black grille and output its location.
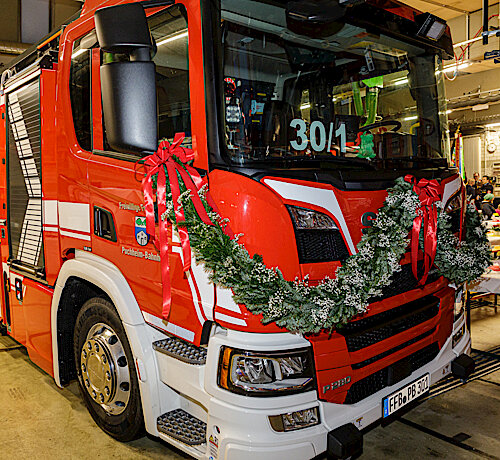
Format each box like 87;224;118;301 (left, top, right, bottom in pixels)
369;262;440;303
344;343;439;404
337;295;440;352
352;327;436;369
296;229;349;263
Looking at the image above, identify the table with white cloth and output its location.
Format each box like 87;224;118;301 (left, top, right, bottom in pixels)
466;270;499;329
488;235;500;247
485;220;500;229
469;271;500;295
487;231;500;258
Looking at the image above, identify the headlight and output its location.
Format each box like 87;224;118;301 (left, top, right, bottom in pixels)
287;206;338;230
218;347;315;396
287;205;349;263
445;191;463;214
454;284;465;321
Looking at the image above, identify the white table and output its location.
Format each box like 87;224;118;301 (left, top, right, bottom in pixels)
485;220;500;229
487;235;500;246
466;271;499;330
469;271;500;294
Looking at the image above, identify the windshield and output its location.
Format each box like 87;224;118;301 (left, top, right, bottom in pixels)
220;0;450;168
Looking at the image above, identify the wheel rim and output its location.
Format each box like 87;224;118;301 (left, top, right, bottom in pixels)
80;322;131;415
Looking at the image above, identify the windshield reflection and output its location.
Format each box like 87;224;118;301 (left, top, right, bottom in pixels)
221;0;450;169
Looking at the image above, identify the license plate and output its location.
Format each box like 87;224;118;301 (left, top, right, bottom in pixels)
382;373;430;418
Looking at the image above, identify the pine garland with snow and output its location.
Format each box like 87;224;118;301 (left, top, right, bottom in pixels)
157;167;490;334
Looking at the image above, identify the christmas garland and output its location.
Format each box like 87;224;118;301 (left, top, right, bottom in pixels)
143;140;490;334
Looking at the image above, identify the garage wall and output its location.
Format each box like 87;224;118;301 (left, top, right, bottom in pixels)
0;1;21;42
0;0;81;72
463;135;481;179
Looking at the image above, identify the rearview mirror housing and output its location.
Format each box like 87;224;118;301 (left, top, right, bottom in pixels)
286;0;346;38
94;3;154;54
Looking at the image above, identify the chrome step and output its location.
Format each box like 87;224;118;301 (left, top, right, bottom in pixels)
153;337;207;365
157;409;207;445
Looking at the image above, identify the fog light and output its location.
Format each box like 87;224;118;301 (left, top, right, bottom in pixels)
269;407;320;432
453;324;466;348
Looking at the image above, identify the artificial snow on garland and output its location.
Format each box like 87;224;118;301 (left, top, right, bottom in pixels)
142;139;490;334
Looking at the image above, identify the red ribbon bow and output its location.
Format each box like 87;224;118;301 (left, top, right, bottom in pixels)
404;175;442;285
141;133;225;320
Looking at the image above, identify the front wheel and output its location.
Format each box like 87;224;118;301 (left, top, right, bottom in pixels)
74;297;144;441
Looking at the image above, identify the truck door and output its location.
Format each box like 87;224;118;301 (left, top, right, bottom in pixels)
84;3;212;344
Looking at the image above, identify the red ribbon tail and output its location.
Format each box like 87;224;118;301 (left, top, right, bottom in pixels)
421;205;438;285
156;168;172;320
406;175;442;285
166;162;193;273
160;221;172;320
176;166;213;226
420;209;430;285
411;215;422;282
141;133;240;323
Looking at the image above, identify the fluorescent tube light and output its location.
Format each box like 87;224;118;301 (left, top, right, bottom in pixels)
394;78;408;86
443;62;470;73
71;48;88;59
157;30;188;47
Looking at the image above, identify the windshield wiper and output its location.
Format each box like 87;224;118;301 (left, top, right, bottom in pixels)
248;155;378;170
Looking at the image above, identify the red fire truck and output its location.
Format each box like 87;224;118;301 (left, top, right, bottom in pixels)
0;0;474;458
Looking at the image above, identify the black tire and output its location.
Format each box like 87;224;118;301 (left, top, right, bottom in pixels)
74;297;144;441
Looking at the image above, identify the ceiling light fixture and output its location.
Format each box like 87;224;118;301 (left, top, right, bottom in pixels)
393;78;408;86
71;48;88;59
443;62;470;73
157;30;188;47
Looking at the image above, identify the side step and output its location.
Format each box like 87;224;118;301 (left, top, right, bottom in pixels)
157;409;207;445
153;337;207;365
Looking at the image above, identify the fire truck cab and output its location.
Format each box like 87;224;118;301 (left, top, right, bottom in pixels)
0;0;473;458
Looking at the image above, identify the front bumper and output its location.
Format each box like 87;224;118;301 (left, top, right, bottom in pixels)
205;319;471;460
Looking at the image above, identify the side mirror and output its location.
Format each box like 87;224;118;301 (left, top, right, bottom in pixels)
286;0;346;38
95;3;158;154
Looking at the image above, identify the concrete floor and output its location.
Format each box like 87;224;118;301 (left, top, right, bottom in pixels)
0;305;499;460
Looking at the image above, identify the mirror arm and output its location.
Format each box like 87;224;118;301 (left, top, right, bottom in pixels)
139;0;175;7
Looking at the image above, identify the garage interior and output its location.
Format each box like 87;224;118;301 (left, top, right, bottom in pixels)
0;310;498;459
0;0;499;459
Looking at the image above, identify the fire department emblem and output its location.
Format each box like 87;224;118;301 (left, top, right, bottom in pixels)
135;216;149;246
